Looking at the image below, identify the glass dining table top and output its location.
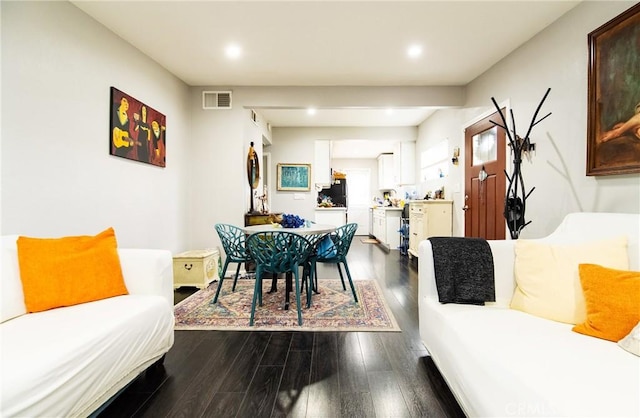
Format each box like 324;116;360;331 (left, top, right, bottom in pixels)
242;223;336;236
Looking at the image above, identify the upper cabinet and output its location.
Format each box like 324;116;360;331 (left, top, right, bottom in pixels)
394;141;416;186
314;140;331;187
378;153;395;190
378;142;416;190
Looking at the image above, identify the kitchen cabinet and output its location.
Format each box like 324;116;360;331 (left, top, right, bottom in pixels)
315;208;347;227
372;208;402;250
394;141;415;185
377;153;394;190
314;140;331;187
408;200;453;258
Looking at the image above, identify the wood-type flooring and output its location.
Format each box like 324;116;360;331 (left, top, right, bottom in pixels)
98;240;465;418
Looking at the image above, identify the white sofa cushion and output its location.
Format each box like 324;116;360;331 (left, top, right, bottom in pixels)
421;299;640;417
1;236;26;323
0;294;174;417
510;236;629;324
619;322;640;356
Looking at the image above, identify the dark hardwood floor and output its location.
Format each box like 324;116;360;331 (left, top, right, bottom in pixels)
99;239;465;418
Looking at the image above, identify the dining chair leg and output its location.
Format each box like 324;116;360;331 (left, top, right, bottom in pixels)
294;270;303;326
311;261;319;294
336;263;347;290
231;263;242;291
341;260;358;303
301;263;309;293
212;259;231;304
250;268;262;326
306;262;317;308
258;273;263;306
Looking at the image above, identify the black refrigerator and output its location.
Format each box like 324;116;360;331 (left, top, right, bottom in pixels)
322;178;347;207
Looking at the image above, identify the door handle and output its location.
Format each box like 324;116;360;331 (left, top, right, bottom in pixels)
462;205;469;211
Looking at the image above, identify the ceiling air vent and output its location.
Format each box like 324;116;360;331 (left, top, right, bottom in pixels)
202;91;232;109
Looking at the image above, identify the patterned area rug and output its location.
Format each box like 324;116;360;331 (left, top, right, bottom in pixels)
174;279;401;332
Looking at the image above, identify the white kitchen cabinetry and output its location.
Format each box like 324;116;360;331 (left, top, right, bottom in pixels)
394;141;415;185
315;208;347;227
314;140;331;187
377;153;394;190
372;208;402;250
372;208;384;242
408;200;453;258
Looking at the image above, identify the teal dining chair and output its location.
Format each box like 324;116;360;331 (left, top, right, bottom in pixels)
245;231;312;326
307;223;359;303
212;223;252;304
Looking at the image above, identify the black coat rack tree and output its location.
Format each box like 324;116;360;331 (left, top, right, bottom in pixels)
489;88;552;239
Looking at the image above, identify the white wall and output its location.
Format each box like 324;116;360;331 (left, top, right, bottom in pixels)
417;0;640;238
187;88;272;250
1;1;191;252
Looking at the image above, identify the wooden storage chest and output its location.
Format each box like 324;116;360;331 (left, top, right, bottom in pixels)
173;249;219;289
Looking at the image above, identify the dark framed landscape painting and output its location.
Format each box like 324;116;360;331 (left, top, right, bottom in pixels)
586;3;640;176
110;87;166;167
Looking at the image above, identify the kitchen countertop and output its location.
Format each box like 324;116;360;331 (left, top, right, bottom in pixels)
315;207;347;211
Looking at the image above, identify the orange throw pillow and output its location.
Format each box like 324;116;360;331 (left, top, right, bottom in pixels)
572;264;640;342
17;228;128;313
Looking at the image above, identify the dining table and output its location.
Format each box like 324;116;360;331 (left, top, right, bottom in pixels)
242;223;336;310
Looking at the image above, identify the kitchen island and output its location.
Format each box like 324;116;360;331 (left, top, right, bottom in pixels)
315;207;347;227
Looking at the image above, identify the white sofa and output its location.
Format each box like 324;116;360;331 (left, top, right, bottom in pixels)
0;235;175;417
419;212;640;417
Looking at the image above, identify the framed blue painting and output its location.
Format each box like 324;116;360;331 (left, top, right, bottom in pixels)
277;163;311;191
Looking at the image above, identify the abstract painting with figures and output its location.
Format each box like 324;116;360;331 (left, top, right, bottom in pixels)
109;87;166;167
587;3;640;176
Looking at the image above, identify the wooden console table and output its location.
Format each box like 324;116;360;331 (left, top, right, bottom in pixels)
244;213;282;226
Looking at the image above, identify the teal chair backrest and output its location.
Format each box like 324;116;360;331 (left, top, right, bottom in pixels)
215;224;251;262
318;223;358;260
246;231;311;274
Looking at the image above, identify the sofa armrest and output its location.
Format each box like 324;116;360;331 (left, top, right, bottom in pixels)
418;239;517;308
418;240;438;302
118;249;174;308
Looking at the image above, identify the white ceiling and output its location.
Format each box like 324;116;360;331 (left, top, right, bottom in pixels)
72;0;580;157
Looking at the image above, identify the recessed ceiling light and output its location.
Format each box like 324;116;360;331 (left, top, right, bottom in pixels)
307;108;316;115
407;44;422;58
225;44;242;59
386;108;394;115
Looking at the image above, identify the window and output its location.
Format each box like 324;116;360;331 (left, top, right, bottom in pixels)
472;127;497;165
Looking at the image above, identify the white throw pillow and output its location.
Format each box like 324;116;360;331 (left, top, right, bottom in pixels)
618;322;640;356
510;236;628;324
1;236;27;323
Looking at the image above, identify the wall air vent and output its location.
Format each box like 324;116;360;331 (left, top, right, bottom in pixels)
202;91;232;109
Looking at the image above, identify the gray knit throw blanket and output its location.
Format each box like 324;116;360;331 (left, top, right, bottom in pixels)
428;237;496;305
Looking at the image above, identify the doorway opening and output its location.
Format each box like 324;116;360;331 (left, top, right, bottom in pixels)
341;168;371;235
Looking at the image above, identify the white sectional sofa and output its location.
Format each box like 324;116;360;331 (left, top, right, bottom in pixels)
1;235;175;417
419;213;640;417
